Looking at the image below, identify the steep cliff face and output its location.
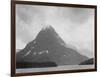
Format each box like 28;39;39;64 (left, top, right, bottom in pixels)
16;25;88;68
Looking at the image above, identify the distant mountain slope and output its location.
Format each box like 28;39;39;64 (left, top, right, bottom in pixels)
79;58;94;65
16;25;88;68
16;49;21;53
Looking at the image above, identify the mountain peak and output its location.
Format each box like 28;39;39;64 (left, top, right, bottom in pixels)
41;25;55;32
36;25;66;47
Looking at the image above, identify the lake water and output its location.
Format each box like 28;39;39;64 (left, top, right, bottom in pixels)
16;65;94;73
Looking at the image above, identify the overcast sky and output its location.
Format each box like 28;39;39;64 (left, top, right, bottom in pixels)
16;4;94;58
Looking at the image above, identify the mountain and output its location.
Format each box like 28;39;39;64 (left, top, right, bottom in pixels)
79;58;94;65
16;25;88;68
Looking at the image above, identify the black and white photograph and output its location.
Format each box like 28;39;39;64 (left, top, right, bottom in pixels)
11;1;97;76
